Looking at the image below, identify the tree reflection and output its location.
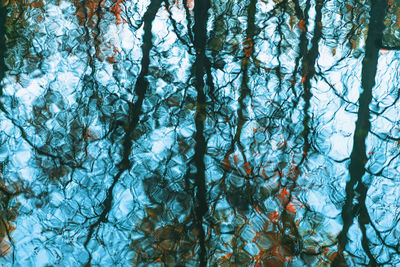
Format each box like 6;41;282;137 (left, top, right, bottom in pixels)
1;0;400;266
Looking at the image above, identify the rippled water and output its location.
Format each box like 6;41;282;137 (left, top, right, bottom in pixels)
0;0;398;266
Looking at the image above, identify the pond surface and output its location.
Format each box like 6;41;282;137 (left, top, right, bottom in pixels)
0;0;398;266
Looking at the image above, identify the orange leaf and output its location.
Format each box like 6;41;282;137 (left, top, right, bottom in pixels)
268;210;280;222
243;162;252;175
233;155;239;165
298;19;306;32
106;56;115;63
278;188;290;201
111;0;125;25
286;203;296;213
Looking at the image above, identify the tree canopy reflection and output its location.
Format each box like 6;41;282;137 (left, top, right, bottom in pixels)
0;0;400;266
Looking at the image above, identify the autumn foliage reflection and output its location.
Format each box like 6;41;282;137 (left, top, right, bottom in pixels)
0;0;399;266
